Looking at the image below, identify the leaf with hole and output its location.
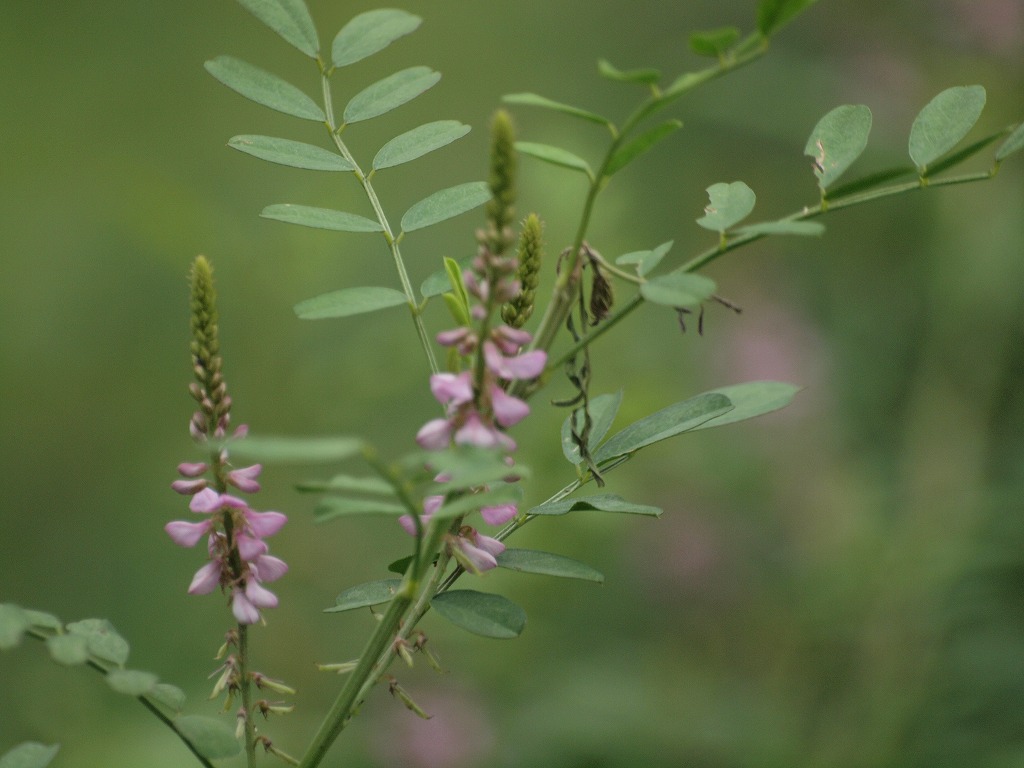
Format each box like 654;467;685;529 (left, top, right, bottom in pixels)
805;104;872;189
561;391;623;465
229;135;353;171
231;435;363;464
374;121;471;170
174;716;241;760
616;241;673;277
497;549;604;583
106;669;158;697
593;392;733;462
431;590;526;638
344;66;441;124
205;56;324;121
332;9;421;67
909;85;986;172
326;579;403;613
502;93;610;126
0;742;60;768
689;27;741;57
606;120;682;176
401;182;491;232
640;272;717;309
690;381;800;430
597;59;661;84
313;497;408;521
294;287;407;320
261;204;383;232
515;142;593;177
528;494;662;517
236;0;319;58
696;181;756;232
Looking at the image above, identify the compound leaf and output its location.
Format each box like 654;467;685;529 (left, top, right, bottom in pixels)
528;494;662;517
106;669;158;697
616;240;674;277
66;619;129;666
690;381;801;430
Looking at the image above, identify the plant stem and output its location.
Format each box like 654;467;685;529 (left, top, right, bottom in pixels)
237;623;257;768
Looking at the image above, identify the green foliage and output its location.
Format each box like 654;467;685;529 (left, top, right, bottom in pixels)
331;9;421;68
0;743;60;768
45;634;89;666
756;0;819;37
261;203;383;232
696;181;757;232
605;120;682;176
431;590;526;639
236;0;319;58
615;241;674;277
0;604;29;650
373;121;471;170
342;66;441;125
640;272;717;308
996;122;1024;161
228;135;354;171
204;55;324;121
400;181;492;232
514;142;594;178
326;580;402;613
528;494;662;517
597;59;661;85
502;92;611;127
231;435;364;463
314;497;407;521
689;27;741;58
690;381;802;430
909;85;986;172
805;104;872;189
297;474;395;494
294;287;408;320
173;716;241;760
561;391;622;465
106;670;159;697
496;549;605;583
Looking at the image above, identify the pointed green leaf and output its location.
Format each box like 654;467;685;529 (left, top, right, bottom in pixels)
597;59;661;85
606;120;682;176
528;494;662;517
297;474;395;494
502;92;611;126
616;241;674;277
388;556;413;575
735;220;825;237
261;204;383;232
343;66;441;124
515;142;593;177
805;104;872;189
696;181;756;232
294;287;408;320
204;56;324;121
640;272;717;309
326;579;403;613
401;181;491;232
231;435;364;463
561;391;623;465
236;0;319;57
420;256;472;298
0;604;30;649
909;85;986;171
106;669;158;697
332;9;422;67
757;0;819;37
689;27;741;57
373;120;471;170
67;619;129;666
0;742;60;768
150;683;187;712
313;497;407;521
690;381;800;430
594;392;733;462
174;715;241;760
228;135;353;171
431;590;525;639
996;122;1024;161
497;548;604;583
45;634;89;666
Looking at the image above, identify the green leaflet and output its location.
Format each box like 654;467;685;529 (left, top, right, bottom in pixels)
332;9;422;68
174;716;241;760
515;142;593;177
497;548;604;583
297;474;395;495
235;0;319;58
735;220;825;237
605;120;682;176
696;181;756;232
204;55;324;121
561;391;623;465
261;204;383;232
597;59;661;85
45;634;89;666
640;272;717;309
0;604;29;649
757;0;819;37
294;287;408;320
401;182;491;232
313;497;408;521
326;579;403;613
805;104;872;189
343;66;441;124
616;241;674;277
502;92;611;126
0;742;60;768
66;618;129;666
996;122;1024;161
431;590;526;639
230;435;364;463
373;121;471;170
690;381;801;430
909;85;986;172
228;135;354;171
689;27;741;58
528;494;662;517
106;669;158;697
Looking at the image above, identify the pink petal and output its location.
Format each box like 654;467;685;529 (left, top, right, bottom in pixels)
454;413;500;448
187;561;222;595
436;327;471;348
177;462;208;477
165;520;212;548
493;325;532;353
472;531;506;558
245;579;278;609
252;554;288;583
244;510;287;538
231;591;261;624
430;372;474;406
189;488;222;514
171;478;207;495
483;342;547;380
480;503;517;526
237;533;268;561
456;539;498;572
423;495;444;515
490;386;530;427
416;418;452;450
227;464;262;493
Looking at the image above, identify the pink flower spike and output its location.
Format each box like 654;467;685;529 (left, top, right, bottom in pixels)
252;554;288;582
231;590;261;625
490;386;530;427
187;561;222;595
454;414;499;448
244;509;287;538
430;372;474;406
189;488;222;514
227;464;262;493
237;533;269;561
245;579;278;609
480;502;517;526
171;478;207;495
165;519;213;548
177;462;208;477
416;418;452;450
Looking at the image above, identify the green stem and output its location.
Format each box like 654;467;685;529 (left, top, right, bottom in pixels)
237;624;257;768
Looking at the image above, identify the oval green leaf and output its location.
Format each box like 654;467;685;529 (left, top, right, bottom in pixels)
45;634;89;666
313;497;408;521
528;494;662;517
294;287;408;320
597;59;661;85
106;669;158;697
515;142;592;177
421;256;472;298
593;392;733;462
640;272;717;309
67;619;129;666
606;120;682;176
561;391;623;465
805;104;872;189
401;181;491;232
431;590;525;639
150;683;187;712
616;241;673;277
696;181;756;232
231;435;364;464
236;0;319;58
228;135;353;171
0;742;60;768
497;549;604;583
0;604;29;650
261;204;383;232
373;120;471;170
343;66;440;124
502;92;611;126
736;220;825;237
174;715;241;760
204;56;324;121
690;381;800;430
996;122;1024;161
326;579;403;613
909;85;986;171
689;27;741;57
332;9;422;68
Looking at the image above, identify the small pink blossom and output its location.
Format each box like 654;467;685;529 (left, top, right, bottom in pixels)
416;418;452;450
188;560;222;595
165;519;214;548
227;464;262;493
480;503;517;526
430;372;474;406
490;386;529;428
483;342;547;380
452;528;505;573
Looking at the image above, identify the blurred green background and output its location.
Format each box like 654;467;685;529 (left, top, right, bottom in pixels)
2;1;1023;766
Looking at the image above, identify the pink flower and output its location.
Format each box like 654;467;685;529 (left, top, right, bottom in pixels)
452;528;505;573
227;464;262;493
430;372;474;406
490;386;529;428
165;519;214;548
480;502;517;526
483;341;546;380
416;418;452;450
